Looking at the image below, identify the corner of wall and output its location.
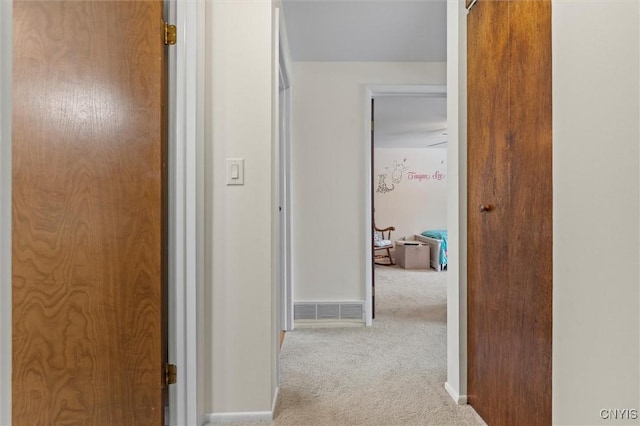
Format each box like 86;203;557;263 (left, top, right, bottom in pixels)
445;382;468;405
205;0;276;414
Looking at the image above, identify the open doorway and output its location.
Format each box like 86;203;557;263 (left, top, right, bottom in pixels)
364;85;447;325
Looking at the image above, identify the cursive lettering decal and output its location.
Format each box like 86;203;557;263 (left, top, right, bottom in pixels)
407;172;430;182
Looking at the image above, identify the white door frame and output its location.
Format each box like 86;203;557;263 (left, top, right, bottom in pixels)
166;0;202;424
363;84;467;405
0;1;201;423
276;7;294;333
363;84;447;327
278;45;293;332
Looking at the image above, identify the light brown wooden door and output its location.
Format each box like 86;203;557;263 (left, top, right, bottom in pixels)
467;1;552;425
12;1;166;425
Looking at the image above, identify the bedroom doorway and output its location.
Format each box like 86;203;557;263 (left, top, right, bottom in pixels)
365;85;447;325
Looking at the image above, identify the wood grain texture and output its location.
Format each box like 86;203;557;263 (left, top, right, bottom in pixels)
12;1;165;425
467;1;552;425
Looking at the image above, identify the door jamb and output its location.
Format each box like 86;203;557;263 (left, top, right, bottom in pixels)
363;84;447;327
276;7;293;333
278;63;293;331
166;0;202;424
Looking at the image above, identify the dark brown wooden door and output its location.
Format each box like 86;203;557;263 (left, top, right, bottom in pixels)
12;1;166;424
467;1;552;425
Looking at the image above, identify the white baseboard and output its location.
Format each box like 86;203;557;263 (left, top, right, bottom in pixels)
202;387;279;425
444;382;468;405
294;321;365;328
203;411;273;424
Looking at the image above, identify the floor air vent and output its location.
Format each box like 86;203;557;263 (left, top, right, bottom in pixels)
294;304;317;320
318;304;340;319
294;302;364;321
340;303;364;319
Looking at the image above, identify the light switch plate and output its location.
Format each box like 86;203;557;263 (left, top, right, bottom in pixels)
226;158;244;185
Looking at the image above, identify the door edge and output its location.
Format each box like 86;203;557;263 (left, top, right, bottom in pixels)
0;0;12;423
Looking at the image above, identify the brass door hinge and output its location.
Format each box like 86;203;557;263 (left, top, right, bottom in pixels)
164;363;177;385
164;22;177;45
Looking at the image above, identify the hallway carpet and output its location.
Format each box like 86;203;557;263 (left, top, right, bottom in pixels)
235;266;486;426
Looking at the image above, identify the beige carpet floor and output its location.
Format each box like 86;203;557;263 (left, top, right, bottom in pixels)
232;266;486;426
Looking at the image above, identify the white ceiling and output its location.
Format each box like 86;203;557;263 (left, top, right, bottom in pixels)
281;0;448;147
281;0;447;62
374;96;447;148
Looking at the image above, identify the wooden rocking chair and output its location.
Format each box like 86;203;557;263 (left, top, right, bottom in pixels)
373;223;395;266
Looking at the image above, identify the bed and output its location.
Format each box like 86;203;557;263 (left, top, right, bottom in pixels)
414;230;448;271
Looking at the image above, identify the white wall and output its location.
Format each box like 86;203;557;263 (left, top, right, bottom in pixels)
374;147;447;241
204;0;277;416
553;2;640;424
292;62;446;302
0;1;11;423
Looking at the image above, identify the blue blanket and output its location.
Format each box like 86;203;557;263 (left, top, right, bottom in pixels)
421;230;448;265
